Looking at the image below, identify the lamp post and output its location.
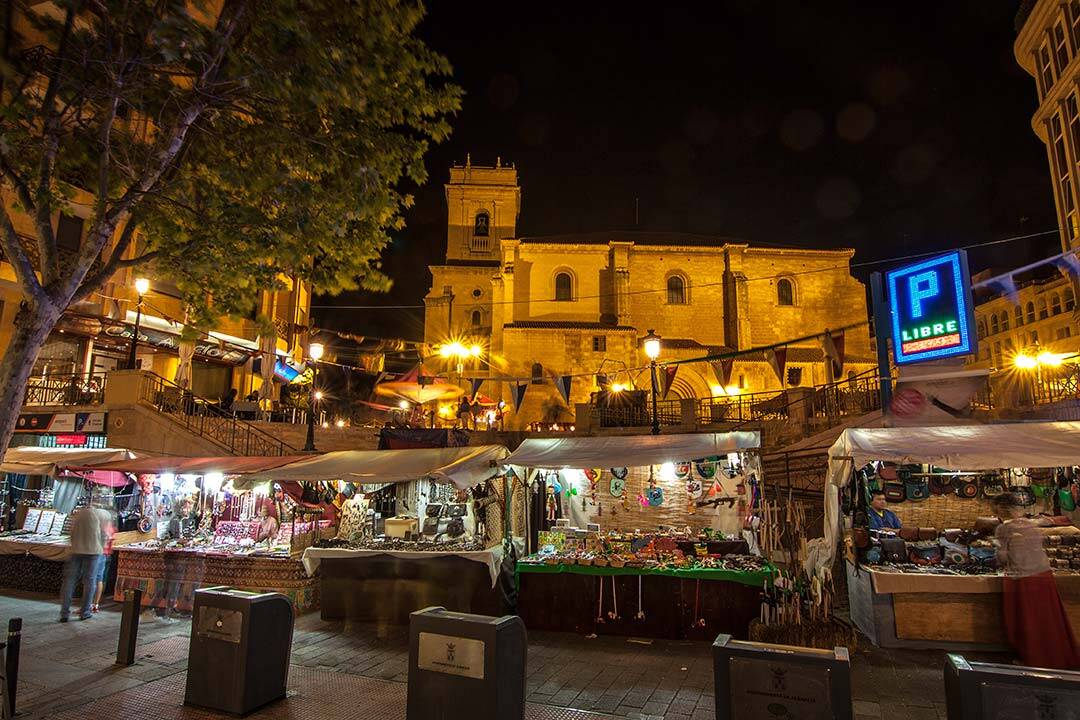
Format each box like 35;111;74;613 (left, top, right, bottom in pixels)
126;278;150;370
643;329;662;435
303;341;324;452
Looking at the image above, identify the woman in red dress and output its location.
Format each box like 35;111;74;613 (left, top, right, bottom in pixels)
995;496;1080;669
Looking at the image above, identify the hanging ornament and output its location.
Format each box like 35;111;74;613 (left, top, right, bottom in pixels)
609;471;626;498
695;458;718;480
675;462;692;480
646;466;664;507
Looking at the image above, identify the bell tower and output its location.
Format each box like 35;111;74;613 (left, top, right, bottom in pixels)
444;155;521;262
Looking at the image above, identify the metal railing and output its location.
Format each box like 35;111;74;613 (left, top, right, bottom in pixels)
1029;364;1080;405
138;372;298;456
23;372;107;407
593;398;681;429
697;389;786;424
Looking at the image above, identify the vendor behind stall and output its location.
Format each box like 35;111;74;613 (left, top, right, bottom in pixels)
868;492;902;531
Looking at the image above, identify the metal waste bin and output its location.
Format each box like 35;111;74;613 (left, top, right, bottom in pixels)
712;634;852;720
184;586;294;715
944;654;1080;720
407;606;526;720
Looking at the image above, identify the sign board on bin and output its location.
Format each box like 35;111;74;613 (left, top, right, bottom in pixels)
886;250;976;365
944;654;1080;720
408;606;526;720
713;634;852;720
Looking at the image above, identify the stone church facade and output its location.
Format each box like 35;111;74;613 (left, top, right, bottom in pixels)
424;160;874;428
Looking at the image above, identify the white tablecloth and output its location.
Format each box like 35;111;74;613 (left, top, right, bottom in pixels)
0;536;71;562
302;544;509;587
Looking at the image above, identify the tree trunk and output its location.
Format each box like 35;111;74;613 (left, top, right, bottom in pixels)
0;302;63;460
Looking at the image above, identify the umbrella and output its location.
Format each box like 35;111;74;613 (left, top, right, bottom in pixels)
175;335;195;389
373;364;464;404
258;333;276;401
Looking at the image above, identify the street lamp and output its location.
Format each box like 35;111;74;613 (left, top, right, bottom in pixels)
643;329;662;435
303;341;324;452
126;277;150;370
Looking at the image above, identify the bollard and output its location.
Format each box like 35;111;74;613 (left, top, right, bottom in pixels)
116;589;142;666
6;618;21;718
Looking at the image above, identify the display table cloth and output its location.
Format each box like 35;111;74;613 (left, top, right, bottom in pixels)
0;535;71;561
214;519;332;545
516;562;775;587
302;544;506;587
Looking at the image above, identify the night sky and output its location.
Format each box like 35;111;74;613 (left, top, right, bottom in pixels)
314;0;1059;343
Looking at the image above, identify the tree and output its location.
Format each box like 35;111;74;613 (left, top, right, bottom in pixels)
0;0;460;456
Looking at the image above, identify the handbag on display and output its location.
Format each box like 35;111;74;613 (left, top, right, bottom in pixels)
980;480;1006;499
879;464;899;482
974;516;1001;535
881;536;907;563
852;527;871;549
909;543;943;565
904;480;930;502
917;527;938;541
1013;486;1036;507
1060;487;1077;512
929;475;953;496
898;527;920;542
884;483;906;503
955;479;978;499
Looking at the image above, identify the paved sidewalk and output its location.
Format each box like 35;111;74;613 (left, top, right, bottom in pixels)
0;590;1009;720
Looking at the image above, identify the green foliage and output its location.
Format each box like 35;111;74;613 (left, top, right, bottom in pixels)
0;0;460;321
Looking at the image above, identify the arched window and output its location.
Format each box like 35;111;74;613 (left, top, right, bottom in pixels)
777;278;795;306
554;272;573;301
531;362;544;385
1065;286;1076;311
1014;305;1024;328
470;310;482;327
473;211;490;237
666;275;686;304
999;310;1009;331
990;315;999;334
1038;297;1049;319
1051;293;1062;315
977;319;986;339
1026;301;1036;323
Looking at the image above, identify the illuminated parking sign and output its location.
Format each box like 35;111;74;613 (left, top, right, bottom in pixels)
886;250;976;364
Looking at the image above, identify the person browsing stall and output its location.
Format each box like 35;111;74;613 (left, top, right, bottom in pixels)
868;491;902;531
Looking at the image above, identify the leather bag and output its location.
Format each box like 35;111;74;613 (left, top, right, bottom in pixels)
884;483;906;503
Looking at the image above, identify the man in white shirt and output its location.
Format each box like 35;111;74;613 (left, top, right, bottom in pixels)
60;501;111;622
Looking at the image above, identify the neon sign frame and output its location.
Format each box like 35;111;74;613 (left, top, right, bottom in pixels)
886;250;976;365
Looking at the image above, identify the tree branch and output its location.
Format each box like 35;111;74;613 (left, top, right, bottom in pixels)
0;205;45;301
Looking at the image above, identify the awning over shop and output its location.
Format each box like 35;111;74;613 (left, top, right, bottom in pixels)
251;445;510;489
87;455;311;476
505;431;761;470
0;447;136;476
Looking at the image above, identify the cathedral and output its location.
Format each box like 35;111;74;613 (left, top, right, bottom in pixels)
423;159;874;429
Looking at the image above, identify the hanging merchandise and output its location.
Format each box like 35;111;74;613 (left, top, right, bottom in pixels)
1060;485;1077;512
646;466;664;507
904;478;930;502
609;468;627;497
675;462;692;480
695;458;718;480
686;477;703;514
955;478;978;499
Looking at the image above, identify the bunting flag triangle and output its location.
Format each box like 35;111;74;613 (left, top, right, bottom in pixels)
553;375;572;404
820;329;846;380
596;373;611;391
510;382;528;412
469;377;484;397
767;347;787;385
660;365;679;398
986;274;1020;305
710;358;734;388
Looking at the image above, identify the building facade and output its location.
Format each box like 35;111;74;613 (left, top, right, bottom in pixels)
424;160;874;428
1016;0;1080;251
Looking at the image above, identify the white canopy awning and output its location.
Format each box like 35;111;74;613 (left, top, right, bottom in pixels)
504;431;760;470
0;447;136;476
248;444;510;490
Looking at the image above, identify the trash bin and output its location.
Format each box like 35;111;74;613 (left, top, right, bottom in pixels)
184;586;294;715
407;606;526;720
944;654;1080;720
712;634;852;720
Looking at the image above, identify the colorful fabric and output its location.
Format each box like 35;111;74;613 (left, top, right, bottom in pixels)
1002;571;1080;669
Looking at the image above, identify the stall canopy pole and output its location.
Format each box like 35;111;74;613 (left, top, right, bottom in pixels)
869;272;893;412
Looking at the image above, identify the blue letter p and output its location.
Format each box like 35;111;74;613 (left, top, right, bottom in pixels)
908;270;938;319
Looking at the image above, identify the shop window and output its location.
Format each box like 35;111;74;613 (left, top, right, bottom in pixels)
738;374;746;389
666;275;687;304
470;310;482;327
554;272;573;302
1068;94;1080;154
993;342;1002;365
56;214;84;251
786;366;802;386
592;336;606;352
990;315;999;334
1066;286;1076;311
473;211;490;237
531;362;544;385
1052;293;1063;315
1026;301;1036;323
1039;297;1049;319
999;310;1009;331
1031;330;1040;343
777;278;795;306
1014;305;1024;328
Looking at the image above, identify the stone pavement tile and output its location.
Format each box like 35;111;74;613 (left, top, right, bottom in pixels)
665;713;691;720
689;708;715;720
898;706;940;720
668;699;696;715
640;699;669;716
550;689;581;706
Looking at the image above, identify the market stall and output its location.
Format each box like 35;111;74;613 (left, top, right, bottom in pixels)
269;445;512;623
507;432;779;640
819;422;1080;650
0;447;139;593
89;453;325;612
